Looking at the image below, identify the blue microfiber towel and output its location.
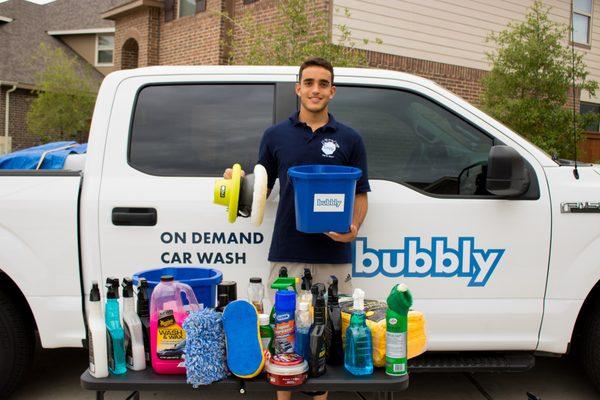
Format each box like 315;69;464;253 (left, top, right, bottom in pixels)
183;308;228;387
222;300;265;378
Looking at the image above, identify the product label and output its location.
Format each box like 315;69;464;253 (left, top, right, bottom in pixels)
88;330;95;373
157;310;186;360
274;313;295;354
313;194;345;213
386;331;406;358
124;324;133;367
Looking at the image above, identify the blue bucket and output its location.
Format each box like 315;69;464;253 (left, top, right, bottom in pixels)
288;165;362;233
133;267;223;308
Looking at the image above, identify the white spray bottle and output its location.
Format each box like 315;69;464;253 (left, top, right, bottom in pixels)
122;277;147;371
87;281;108;378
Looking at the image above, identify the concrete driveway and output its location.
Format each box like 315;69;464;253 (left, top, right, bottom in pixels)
9;347;599;400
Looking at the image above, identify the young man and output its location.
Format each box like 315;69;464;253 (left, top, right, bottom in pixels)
225;57;370;400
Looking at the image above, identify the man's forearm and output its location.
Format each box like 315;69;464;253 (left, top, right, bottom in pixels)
353;193;368;231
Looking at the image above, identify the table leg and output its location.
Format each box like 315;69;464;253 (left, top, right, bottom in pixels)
125;391;141;400
96;391;105;400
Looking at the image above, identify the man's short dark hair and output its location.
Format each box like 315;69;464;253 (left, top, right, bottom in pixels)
299;57;334;84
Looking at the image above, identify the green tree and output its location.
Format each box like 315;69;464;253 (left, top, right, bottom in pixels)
481;0;598;159
223;0;381;67
27;43;97;142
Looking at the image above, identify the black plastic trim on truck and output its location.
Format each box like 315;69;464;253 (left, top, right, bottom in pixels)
125;82;277;178
0;170;81;176
331;84;541;201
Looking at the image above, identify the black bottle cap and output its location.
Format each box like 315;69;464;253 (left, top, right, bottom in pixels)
327;275;339;304
161;275;174;282
311;283;326;324
136;278;150;317
105;277;119;299
89;281;101;302
301;268;313;291
218;281;237;301
278;266;288;278
250;277;262;284
122;277;134;298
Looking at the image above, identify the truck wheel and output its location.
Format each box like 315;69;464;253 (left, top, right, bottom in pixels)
581;296;600;391
0;289;35;397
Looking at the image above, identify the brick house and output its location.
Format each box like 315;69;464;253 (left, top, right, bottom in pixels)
0;0;121;152
102;0;600;161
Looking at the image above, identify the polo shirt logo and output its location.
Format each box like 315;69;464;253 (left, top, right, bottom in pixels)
321;138;339;158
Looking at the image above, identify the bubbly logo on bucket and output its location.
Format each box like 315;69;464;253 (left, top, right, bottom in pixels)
313;194;345;212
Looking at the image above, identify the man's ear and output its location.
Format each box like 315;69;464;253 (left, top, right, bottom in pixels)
329;85;336;99
295;82;301;97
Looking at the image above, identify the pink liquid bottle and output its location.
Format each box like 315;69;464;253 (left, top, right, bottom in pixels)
150;275;200;374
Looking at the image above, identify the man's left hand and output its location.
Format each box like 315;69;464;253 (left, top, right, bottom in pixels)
325;224;358;243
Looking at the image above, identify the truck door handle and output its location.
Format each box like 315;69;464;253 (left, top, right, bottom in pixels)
112;207;157;226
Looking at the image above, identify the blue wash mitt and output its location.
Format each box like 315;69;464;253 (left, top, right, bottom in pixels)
183;308;228;386
222;300;265;378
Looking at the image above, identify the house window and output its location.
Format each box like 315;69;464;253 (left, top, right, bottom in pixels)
96;34;114;66
179;0;196;17
581;101;600;131
573;0;593;45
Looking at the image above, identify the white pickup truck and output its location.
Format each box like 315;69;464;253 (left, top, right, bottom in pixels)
2;66;600;396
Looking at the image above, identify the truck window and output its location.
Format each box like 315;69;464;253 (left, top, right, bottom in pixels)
129;84;275;176
330;86;494;196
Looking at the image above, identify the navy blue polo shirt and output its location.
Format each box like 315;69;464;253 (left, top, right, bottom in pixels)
257;112;370;264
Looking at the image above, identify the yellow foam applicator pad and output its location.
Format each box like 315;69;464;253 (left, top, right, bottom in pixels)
251;164;268;226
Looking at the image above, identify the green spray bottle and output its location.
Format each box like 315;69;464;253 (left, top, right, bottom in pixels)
385;283;413;376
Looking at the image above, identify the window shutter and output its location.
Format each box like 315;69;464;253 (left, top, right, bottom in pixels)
196;0;206;13
164;0;175;21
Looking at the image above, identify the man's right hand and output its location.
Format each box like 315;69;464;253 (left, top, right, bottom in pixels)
223;168;245;179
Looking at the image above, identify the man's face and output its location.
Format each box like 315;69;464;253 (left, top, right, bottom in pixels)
296;66;336;114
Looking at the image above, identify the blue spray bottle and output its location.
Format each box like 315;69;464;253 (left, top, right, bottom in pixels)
105;277;127;375
344;288;373;375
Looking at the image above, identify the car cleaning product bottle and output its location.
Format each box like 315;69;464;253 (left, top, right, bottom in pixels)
87;281;108;378
150;275;200;374
308;284;327;377
274;290;296;354
385;283;413;376
294;301;311;360
299;268;313;311
344;288;373;376
216;293;229;312
105;277;127;375
326;276;344;365
122;278;146;371
248;277;265;313
269;266;293;328
259;313;275;354
136;278;151;363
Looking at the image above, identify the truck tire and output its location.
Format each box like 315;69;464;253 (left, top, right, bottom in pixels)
581;296;600;391
0;289;35;397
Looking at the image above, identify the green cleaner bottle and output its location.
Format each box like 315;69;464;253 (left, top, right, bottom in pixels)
385;283;413;376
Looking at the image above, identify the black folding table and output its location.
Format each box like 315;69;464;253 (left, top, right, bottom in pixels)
81;365;409;400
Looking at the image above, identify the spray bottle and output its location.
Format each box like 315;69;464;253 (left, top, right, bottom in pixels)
385;283;413;376
308;283;327;377
299;268;313;311
105;277;127;375
122;278;146;371
344;288;373;376
325;276;343;365
87;281;108;378
136;278;151;363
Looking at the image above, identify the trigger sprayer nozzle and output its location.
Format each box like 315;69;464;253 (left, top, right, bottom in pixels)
352;288;365;311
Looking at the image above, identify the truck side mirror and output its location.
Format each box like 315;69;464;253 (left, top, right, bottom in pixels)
485;145;530;197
